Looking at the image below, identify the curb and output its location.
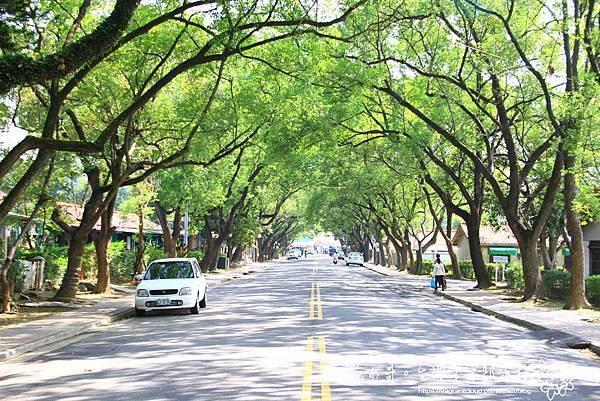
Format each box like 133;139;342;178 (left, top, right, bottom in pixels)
362;264;394;276
434;291;600;358
0;263;265;362
434;291;547;331
0;307;134;362
360;265;600;358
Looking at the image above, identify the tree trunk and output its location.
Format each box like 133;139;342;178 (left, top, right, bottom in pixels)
134;205;146;276
399;241;408;270
0;257;14;312
231;246;244;265
200;237;221;273
1;160;52;310
94;201;116;294
385;241;393;267
414;246;423;275
94;234;111;294
257;237;269;262
465;220;493;288
154;202;177;257
378;242;387;266
539;234;555;271
388;236;404;269
563;151;591;309
518;234;544;300
54;232;88;301
445;211;461;279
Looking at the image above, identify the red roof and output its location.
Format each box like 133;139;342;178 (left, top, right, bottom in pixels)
452;224;518;246
57;202;162;234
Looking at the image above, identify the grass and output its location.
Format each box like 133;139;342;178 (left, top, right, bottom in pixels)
0;306;73;328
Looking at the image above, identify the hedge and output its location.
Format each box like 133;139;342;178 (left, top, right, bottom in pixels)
458;260;475;280
536;270;600;306
505;263;524;290
421;259;434;275
419;259;453;276
587;276;600;305
541;270;571;299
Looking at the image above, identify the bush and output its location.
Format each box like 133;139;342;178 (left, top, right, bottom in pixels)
110;251;137;283
586;276;600;306
144;245;166;264
505;262;524;290
541;270;571;299
81;243;97;280
0;260;27;295
458;260;475;280
188;250;205;262
421;259;434;275
16;245;69;289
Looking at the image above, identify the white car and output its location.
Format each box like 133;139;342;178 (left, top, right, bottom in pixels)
134;258;207;317
346;252;364;266
287;249;302;259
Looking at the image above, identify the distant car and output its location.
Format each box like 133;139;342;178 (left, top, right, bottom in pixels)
134;258;207;317
287;249;302;259
306;249;315;255
346;252;364;266
337;250;346;260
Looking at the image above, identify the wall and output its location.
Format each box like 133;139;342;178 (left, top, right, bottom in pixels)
456;235;471;261
583;223;600;277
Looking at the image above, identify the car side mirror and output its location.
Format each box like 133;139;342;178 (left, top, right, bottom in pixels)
135;274;144;281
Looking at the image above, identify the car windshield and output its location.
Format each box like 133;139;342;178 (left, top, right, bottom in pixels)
144;261;194;280
349;252;361;257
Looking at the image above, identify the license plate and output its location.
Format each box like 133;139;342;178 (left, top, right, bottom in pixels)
156;298;171;306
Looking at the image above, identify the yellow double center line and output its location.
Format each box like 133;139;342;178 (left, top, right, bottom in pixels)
309;282;323;320
300;336;331;401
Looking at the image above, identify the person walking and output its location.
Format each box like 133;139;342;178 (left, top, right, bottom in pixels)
433;254;446;291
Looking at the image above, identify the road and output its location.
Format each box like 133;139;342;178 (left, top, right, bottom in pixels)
1;255;599;401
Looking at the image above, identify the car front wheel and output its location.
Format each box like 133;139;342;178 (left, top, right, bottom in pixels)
190;294;200;314
135;307;145;317
199;289;207;308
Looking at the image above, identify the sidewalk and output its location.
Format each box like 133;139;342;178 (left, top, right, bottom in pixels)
363;263;600;358
0;262;268;361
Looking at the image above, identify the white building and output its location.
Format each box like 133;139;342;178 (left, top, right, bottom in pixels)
583;222;600;277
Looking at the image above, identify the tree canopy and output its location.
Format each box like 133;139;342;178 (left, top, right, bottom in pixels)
1;0;598;310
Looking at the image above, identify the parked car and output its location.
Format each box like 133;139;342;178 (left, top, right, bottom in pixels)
287;249;302;259
337;250;346;260
346;252;364;266
134;258;207;317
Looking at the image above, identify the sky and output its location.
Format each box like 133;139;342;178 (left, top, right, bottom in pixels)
0;125;27;151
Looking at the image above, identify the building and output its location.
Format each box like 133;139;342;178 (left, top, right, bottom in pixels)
583;222;600;277
452;224;570;268
417;232;456;263
452;224;521;265
57;202;163;250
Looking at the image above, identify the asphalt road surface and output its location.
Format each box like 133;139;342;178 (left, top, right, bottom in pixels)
1;255;599;401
